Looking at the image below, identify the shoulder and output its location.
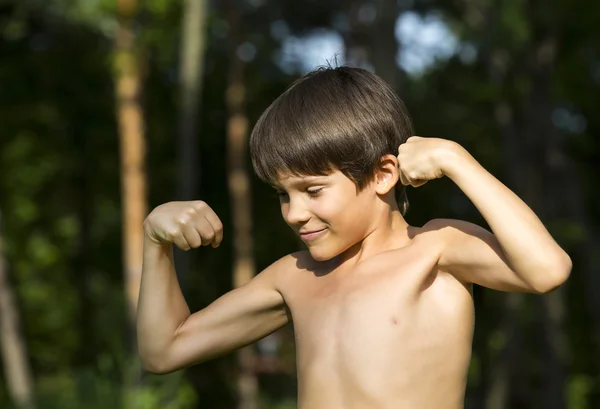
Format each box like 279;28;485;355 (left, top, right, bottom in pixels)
419;217;497;273
416;219;483;289
422;218;481;231
413;218;493;266
255;250;313;285
420;218;489;243
268;250;313;271
404;219;460;250
251;251;324;304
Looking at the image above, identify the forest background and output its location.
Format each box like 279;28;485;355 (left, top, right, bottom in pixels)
0;0;599;408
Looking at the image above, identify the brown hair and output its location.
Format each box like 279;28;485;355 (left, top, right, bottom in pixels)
250;65;414;215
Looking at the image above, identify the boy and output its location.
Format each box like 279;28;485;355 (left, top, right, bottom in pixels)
137;66;571;408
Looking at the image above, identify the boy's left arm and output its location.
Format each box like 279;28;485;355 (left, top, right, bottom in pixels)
399;137;572;294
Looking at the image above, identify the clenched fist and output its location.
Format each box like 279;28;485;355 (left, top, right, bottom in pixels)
144;201;223;251
397;136;461;188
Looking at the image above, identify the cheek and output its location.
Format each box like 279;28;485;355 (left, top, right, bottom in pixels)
314;199;345;223
336;193;373;228
322;198;363;230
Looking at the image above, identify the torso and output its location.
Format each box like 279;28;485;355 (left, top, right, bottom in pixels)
278;229;475;409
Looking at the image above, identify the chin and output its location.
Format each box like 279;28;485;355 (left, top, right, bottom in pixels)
307;244;341;262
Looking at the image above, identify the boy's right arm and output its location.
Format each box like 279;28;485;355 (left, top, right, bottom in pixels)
137;201;290;374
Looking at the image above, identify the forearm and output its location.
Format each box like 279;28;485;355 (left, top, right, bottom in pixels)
137;234;191;367
440;145;571;279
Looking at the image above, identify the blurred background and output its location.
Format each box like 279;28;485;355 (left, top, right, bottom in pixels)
0;0;598;408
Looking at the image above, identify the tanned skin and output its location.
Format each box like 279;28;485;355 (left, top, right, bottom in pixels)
137;137;571;409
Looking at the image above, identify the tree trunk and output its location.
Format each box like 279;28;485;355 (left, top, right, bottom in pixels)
175;0;209;292
369;0;401;91
226;2;259;408
115;0;147;335
484;293;524;409
523;30;568;409
0;209;37;409
114;0;147;406
343;0;372;69
484;51;531;409
344;0;400;90
526;6;600;386
488;25;570;409
177;0;208;201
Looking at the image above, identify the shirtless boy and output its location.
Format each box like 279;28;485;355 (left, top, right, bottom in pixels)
137;66;572;409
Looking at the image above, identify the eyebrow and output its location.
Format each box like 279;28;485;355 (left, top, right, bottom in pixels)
272;176;328;190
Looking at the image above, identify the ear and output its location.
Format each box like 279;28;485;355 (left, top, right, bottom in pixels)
374;154;399;195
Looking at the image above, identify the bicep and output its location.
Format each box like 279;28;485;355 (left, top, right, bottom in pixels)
164;269;289;372
429;219;535;293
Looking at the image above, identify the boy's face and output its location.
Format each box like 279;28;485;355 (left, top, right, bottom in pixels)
275;170;378;261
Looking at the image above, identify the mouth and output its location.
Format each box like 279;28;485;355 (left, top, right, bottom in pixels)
299;228;327;241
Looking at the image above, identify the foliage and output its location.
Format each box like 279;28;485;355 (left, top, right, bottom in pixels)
0;0;598;407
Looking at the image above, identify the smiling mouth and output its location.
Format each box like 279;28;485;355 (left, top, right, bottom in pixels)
299;228;327;241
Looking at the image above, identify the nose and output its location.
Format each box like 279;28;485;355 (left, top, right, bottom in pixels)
283;196;311;226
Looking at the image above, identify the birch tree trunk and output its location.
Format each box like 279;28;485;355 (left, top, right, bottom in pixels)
226;2;259;408
0;209;37;409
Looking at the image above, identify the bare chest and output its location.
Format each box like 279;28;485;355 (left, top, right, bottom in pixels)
282;249;474;365
279;246;475;407
288;251;443;343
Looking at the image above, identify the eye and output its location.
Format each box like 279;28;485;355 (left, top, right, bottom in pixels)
306;187;323;197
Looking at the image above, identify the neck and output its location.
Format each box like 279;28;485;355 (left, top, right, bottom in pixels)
335;201;412;268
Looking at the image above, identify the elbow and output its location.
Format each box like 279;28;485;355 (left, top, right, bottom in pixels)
531;255;572;294
137;320;194;374
139;354;175;375
137;326;182;375
140;360;164;374
138;344;177;374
